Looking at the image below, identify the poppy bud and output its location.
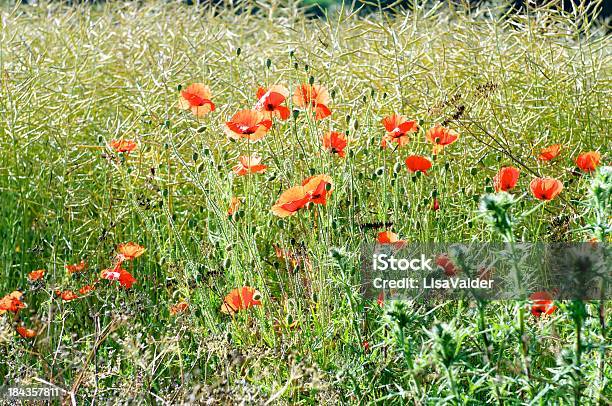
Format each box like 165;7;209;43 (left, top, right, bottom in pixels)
266;58;271;69
177;84;182;91
362;95;367;103
383;92;387;99
304;64;309;71
292;109;300;120
192;152;198;162
346;115;351;123
164;120;170;128
470;167;478;176
393;162;402;174
374;167;384;177
293;62;298;70
432;198;440;211
308;75;314;85
432;190;438;198
236;47;241;56
289;49;294;57
98;135;104;144
354;120;359;131
197;126;206;133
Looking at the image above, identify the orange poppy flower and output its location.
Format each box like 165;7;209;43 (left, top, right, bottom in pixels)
110;140;137;153
538;144;561;161
575;151;601;172
232;155;268;176
220;286;262;315
254;85;290;120
530;177;563;201
426;125;459;153
79;284;96;295
228;197;241;216
302;174;333;205
55;290;79;301
376;231;406;249
16;326;37;339
66;260;87;274
292;84;331;120
405;155;432;174
271;186;311;217
178;83;215;117
381;115;418;148
322;131;347;157
529;291;557;317
493;166;520;192
436;254;459;277
101;264;136;289
0;291;26;315
224;110;272;141
170;301;189;315
28;269;45;282
117;242;146;261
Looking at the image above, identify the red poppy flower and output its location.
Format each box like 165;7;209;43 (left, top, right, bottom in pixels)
271;185;311;217
101;265;136;289
493;166;520;192
78;285;96;295
221;286;262;315
254;85;290;120
66;260;87;274
377;291;385;307
376;231;407;251
224;110;272;141
232;155;268;176
28;269;45;281
432;198;440;211
228;197;241;216
0;291;26;315
362;340;370;352
117;242;146;261
538;144;561;161
575;151;601;172
292;84;331;120
426;125;459;153
405;155;432;174
302;174;333;205
436;254;458;277
529;291;557;317
178;83;215;117
170;301;189;315
530;177;563;201
110;140;137;153
56;290;79;301
16;326;37;339
381;115;418;148
323;131;347;157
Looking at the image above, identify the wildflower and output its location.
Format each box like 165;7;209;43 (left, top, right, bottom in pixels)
436;254;458;277
224;110;272;141
432;197;440;211
426;124;459;153
292;84;331;120
16;326;37;339
0;291;26;315
530;177;563;201
254;85;290;120
575;151;601;173
28;269;45;282
376;231;406;248
529;291;557;317
322;131;347;157
538;144;561;161
302;174;333;205
170;301;189;315
78;285;96;295
362;340;370;352
178;83;215;117
228;197;241;216
232;155;267;176
405;155;432;174
220;286;262;315
271;186;311;217
117;242;146;261
55;290;79;301
110;140;137;153
377;291;385;307
66;260;87;274
381;114;418;148
493;166;520;192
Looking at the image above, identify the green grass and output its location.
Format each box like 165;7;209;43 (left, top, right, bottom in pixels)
0;0;610;404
